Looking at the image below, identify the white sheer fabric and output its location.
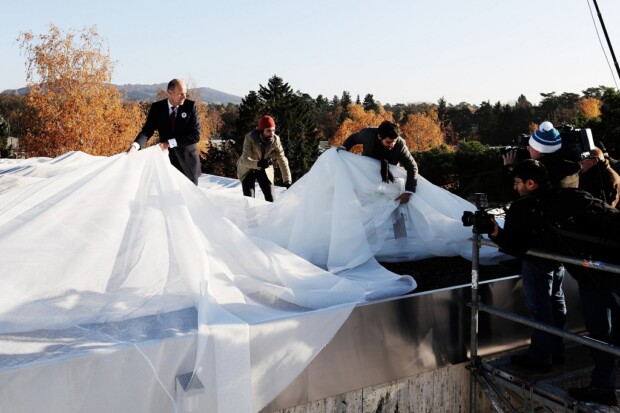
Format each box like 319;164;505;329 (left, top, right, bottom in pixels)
0;147;422;413
0;147;502;412
200;148;501;266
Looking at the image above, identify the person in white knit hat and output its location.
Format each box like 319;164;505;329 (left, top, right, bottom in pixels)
529;121;580;188
502;121;580;189
528;121;562;154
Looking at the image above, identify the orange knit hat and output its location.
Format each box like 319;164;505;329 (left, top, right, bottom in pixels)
258;115;275;130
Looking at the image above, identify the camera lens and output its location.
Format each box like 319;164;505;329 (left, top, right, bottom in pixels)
461;211;474;227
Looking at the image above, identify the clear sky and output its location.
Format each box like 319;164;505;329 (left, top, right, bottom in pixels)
1;0;619;105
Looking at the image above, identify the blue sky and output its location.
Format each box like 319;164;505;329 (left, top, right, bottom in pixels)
1;0;619;105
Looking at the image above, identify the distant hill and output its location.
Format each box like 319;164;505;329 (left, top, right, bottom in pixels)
2;83;242;105
115;83;242;104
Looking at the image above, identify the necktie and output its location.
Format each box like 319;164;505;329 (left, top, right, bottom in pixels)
170;106;177;131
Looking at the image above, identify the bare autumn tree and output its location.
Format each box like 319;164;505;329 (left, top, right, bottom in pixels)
399;109;444;152
18;24;143;157
330;104;394;154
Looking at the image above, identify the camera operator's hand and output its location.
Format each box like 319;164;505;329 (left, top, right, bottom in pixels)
502;150;518;166
579;156;598;174
489;217;500;238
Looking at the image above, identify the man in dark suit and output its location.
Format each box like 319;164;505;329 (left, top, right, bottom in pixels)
128;78;202;185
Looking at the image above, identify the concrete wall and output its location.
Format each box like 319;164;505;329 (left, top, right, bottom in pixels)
272;361;495;413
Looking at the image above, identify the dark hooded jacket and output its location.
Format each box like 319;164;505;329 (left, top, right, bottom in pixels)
491;186;620;266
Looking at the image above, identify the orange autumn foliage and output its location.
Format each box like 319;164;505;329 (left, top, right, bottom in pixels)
195;102;223;153
330;104;394;154
18;24;143;157
399;109;445;152
577;97;602;119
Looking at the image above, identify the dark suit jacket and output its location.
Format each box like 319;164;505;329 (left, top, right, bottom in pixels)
134;99;202;184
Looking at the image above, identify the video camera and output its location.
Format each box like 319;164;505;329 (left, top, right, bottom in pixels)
558;125;596;162
461;193;496;235
499;133;530;161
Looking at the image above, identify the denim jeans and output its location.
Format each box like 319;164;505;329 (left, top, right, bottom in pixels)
521;260;567;363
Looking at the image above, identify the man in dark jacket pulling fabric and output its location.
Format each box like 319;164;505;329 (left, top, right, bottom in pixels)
129;78;202;185
338;120;418;204
490;159;620;407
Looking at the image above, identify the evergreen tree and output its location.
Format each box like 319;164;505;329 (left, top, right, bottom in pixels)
582;86;605;99
339;91;352;122
0;93;25;139
314;94;330;140
233;75;321;182
201;139;238;178
598;87;620;155
363;93;379;113
437;97;447;120
331;95;341;110
280;93;321;181
355;94;361;105
218;103;239;140
315;94;329;109
474;101;500;144
445;103;476;141
496;102;521;145
436;97;459;145
511;94;535;137
0;115;8;157
235;91;264;142
537;92;580;125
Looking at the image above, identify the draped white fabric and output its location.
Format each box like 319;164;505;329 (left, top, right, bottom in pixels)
0;147;426;413
0;147;501;412
200;148;501;266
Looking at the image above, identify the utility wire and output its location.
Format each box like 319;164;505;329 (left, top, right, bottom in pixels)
587;0;620;90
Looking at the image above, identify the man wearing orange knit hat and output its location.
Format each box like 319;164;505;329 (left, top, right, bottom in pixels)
237;115;292;202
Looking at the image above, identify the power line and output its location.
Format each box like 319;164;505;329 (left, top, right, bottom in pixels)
587;0;620;90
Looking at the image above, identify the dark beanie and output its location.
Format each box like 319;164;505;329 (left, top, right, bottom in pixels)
258;115;275;130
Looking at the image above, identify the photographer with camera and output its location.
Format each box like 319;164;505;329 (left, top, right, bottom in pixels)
491;159;567;373
495;122;578;372
579;146;620;208
501;121;580;192
237;115;292;202
489;159;620;406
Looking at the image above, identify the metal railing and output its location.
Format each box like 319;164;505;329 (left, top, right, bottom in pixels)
468;233;620;413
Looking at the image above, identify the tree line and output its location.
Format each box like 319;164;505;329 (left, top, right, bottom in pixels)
1;25;619;202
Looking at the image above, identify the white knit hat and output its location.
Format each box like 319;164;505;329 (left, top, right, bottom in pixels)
528;121;561;153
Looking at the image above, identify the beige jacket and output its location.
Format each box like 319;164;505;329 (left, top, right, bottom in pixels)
237;130;292;184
